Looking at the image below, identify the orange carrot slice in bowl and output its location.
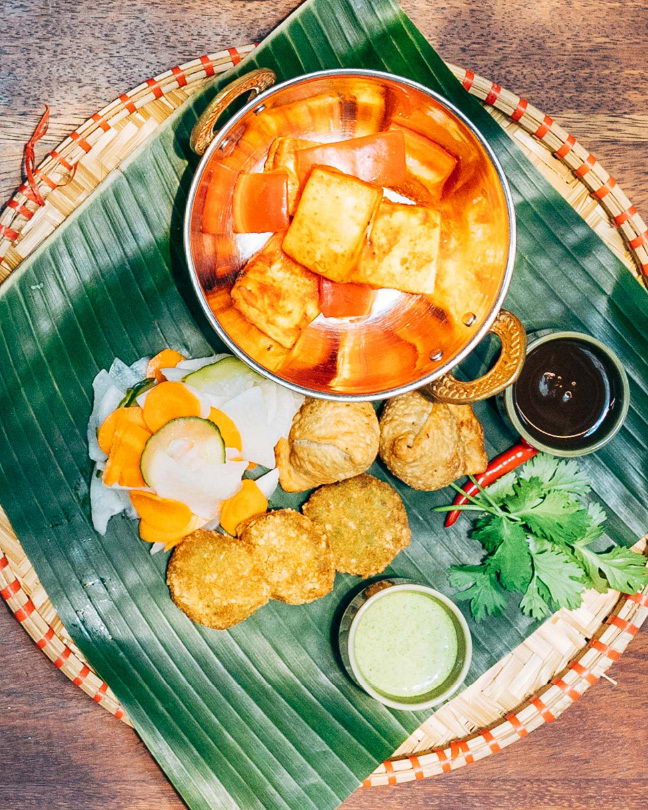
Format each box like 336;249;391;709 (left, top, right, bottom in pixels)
97;406;147;455
103;422;151;488
208;407;242;451
138;515;204;549
130;490;195;533
220;479;268;536
143;381;202;433
146;349;186;382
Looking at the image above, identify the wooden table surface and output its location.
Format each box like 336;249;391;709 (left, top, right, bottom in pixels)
1;1;646;808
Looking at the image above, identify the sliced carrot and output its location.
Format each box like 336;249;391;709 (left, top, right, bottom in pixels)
146;349;186;382
220;479;268;536
103;423;151;488
130;490;194;533
233;170;290;233
208;407;242;451
138;515;204;549
319;277;375;318
97;406;147;456
295;131;407;188
142;381;202;433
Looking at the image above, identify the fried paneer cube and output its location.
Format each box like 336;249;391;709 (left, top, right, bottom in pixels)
352;201;440;294
342;80;386;136
231;233;320;349
265;136;319;213
282;167;382;282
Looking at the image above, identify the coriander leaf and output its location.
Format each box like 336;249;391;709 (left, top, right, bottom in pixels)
520;454;590;495
505;477;545;513
515;489;589;543
519;575;553;620
470;514;506;553
573;502;607;547
489;520;532;592
483;471;517;504
448;564;508;621
531;541;585;609
575;545;648;594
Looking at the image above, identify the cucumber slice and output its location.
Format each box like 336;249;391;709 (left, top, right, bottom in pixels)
140;417;237;519
183;356;263;400
118;377;156;408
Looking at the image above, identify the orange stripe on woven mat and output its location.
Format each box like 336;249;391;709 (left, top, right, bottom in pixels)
54;647;72;668
553;677;581;701
480;729;501;753
450;740;474;763
0;554;8;571
73;665;91;686
555;133;576;158
462;69;475;91
534;115;553;139
530;695;556;722
382;759;397;786
146;78;163;99
607;615;639;635
93;682;109;702
14;599;35;623
35;171;58;190
590;639;622;660
510;96;528;121
409;754;425;780
484;82;502;105
171;65;188;87
119;94;137;114
200;55;215;77
627;591;648;607
506;713;528;737
37;627;55;649
0;224;20;241
0;578;21;599
91;113;110;132
569;660;598;685
228;47;242;65
628;229;648;249
613;205;638;226
434;748;451;773
115;708;125;720
69;131;92;153
594;176;617;200
6;199;33;220
575;153;597;177
49;150;73;170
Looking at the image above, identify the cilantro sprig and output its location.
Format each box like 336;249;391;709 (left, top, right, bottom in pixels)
435;455;647;621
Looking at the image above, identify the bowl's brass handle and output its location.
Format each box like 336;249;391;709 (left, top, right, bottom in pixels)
423;310;527;404
189;68;277;156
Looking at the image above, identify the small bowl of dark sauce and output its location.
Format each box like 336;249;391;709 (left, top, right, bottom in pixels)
503;331;629;456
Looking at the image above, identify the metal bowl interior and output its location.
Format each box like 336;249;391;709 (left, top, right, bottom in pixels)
187;70;513;399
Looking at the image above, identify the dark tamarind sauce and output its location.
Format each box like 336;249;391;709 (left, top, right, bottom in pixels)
513;338;623;451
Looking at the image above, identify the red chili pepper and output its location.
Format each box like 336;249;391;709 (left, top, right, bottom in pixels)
444;440;538;527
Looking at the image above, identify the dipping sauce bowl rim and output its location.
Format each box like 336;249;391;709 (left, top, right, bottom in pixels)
502;329;630;458
343;581;473;712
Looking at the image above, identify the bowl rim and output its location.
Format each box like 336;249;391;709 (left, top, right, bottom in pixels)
344;582;473;711
502;329;631;457
184;67;517;401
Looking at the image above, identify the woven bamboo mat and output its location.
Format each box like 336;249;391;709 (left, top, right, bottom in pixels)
0;45;646;787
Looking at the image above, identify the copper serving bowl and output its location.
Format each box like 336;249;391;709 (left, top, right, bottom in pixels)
184;68;524;403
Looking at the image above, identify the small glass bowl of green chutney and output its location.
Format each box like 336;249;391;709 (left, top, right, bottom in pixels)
338;579;472;711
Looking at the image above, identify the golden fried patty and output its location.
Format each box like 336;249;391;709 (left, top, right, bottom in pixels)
240;509;335;604
303;473;410;578
167;529;270;630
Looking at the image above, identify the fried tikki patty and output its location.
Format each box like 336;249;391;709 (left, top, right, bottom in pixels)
240;509;335;604
167;530;270;629
303;474;410;578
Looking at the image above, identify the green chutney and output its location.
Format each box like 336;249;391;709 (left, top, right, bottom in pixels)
353;590;458;697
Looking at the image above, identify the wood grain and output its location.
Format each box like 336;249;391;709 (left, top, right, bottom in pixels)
0;1;647;808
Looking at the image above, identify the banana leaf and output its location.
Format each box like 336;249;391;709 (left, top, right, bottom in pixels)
0;0;646;808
